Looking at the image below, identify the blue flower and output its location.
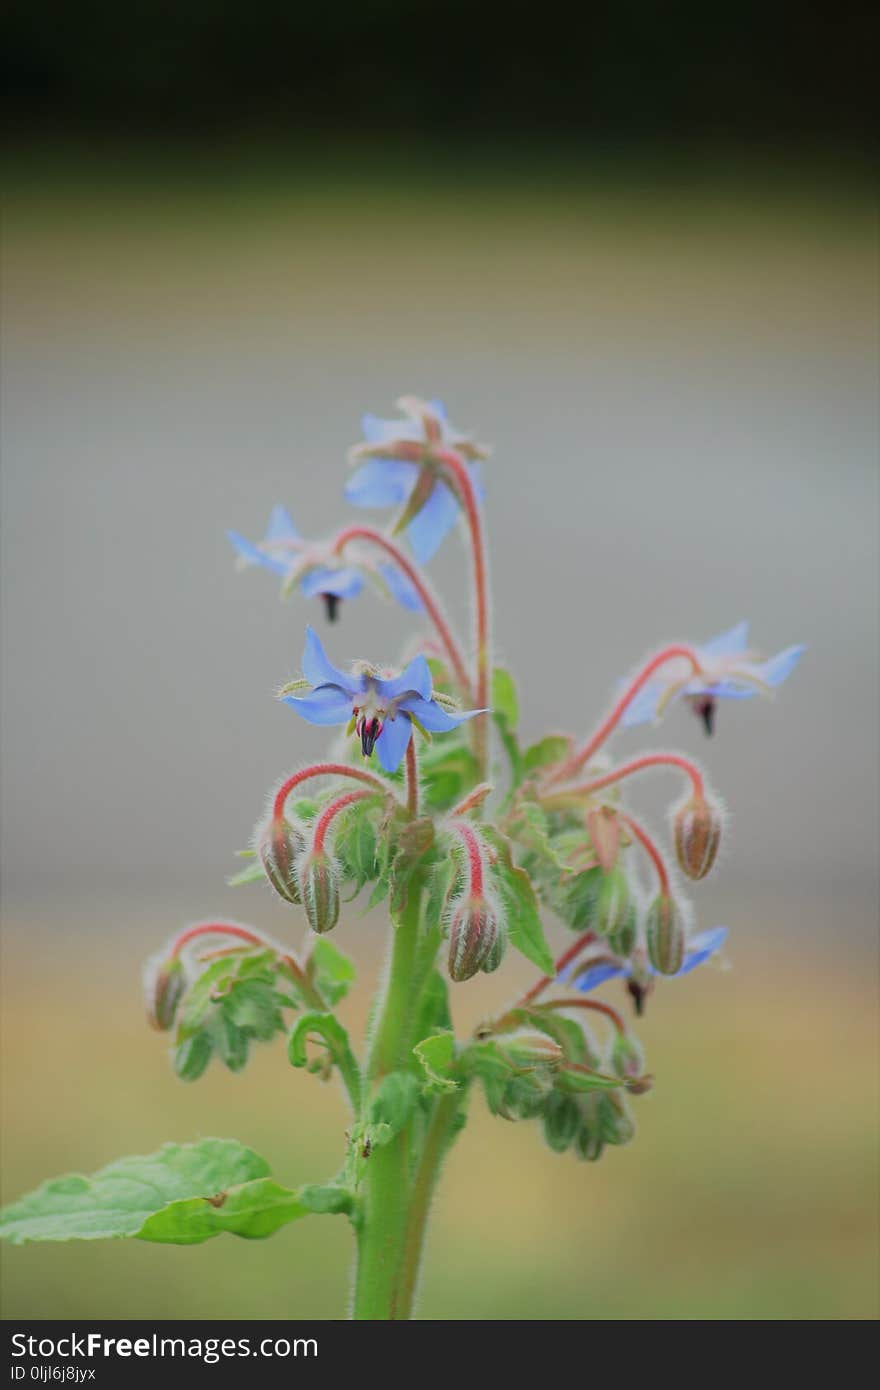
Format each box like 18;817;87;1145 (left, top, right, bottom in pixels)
228;506;424;621
620;622;805;733
566;926;728;994
346;396;488;564
281;626;485;773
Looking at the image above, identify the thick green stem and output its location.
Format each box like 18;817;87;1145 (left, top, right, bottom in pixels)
396;1089;465;1317
352;891;423;1320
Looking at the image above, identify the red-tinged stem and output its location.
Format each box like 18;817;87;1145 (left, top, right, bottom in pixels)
167;921;313;997
450;820;484;896
538;997;627;1035
435;447;490;779
272;762;392;823
547;645;704;785
332;524;471;694
546;752;705;805
620;813;670;895
312;789;373;854
518;929;598;1005
405;738;419;817
449;782;492;817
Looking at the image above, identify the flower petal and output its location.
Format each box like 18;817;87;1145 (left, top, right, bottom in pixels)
378;563;425;612
361;414;424;446
374;656;433;702
282;685;354;726
301;626;362;693
345;458;417;507
700;621;750;660
227;530;290;577
675;926;728;976
570;961;628;993
405;478;461;564
397;694;484;732
299;566;364;600
265;506;300;544
757;645;805;688
619;683;665;728
374;712;413;772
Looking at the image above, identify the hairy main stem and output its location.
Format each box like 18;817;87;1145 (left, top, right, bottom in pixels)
332;524;471;695
436;447;491;779
353;891;423;1320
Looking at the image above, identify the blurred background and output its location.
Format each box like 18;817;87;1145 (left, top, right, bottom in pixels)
1;1;877;1321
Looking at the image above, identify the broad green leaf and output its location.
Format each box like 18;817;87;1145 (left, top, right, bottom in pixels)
413;1032;458;1092
491;666;520;729
333;801;379;893
522;734;572;776
0;1140;349;1247
307;937;356;1007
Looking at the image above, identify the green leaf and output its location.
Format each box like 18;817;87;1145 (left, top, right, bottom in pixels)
367;1072;421;1140
522;734;572;776
484;831;555;975
288;1011;354;1073
412;968;452;1040
0;1140;349;1247
413;1032;458;1092
333;801;379;893
307;937;356;1007
491;666;519;729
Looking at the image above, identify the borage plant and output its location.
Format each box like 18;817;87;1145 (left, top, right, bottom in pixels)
0;396;803;1319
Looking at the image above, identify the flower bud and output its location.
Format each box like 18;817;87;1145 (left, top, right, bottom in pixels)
610;1031;644;1082
595;866;630;939
674;796;722;881
144;955;185;1032
543;1094;581;1153
645;894;685;976
299;852;340;935
607;904;637;959
574;1096;604;1162
447;896;499;982
480;925;507;975
586;806;620;873
596;1090;636;1145
259;815;306;904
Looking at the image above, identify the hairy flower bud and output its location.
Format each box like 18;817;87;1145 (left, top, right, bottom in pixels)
259;815;306;904
586;806;620;873
645;894;685;976
543;1094;581;1153
596;865;630;939
299;852;340;935
611;1031;644;1082
480;925;507;975
607;904;637;959
144;955;185;1032
596;1090;637;1145
673;796;722;881
448;896;499;982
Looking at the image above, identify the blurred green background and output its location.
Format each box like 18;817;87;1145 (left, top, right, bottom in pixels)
2;2;878;1322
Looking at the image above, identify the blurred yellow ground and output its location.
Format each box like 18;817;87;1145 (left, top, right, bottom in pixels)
1;913;876;1320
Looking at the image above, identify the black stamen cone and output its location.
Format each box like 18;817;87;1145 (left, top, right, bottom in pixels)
627;979;647;1017
322;593;340;622
699;697;716;737
360;718;381;757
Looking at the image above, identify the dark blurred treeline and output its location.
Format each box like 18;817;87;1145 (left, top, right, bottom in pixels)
2;1;877;150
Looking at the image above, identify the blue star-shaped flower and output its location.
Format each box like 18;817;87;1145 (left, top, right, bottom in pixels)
620;622;804;732
228;506;424;620
567;926;728;994
281;626;485;773
346;397;487;565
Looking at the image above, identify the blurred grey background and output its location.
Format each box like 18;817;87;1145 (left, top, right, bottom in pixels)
2;176;877;928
